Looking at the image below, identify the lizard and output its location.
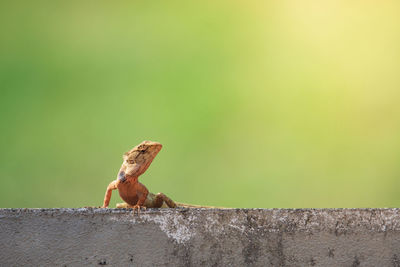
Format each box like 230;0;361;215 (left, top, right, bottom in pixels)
102;140;220;213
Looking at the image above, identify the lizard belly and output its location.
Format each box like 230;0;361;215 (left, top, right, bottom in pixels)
117;182;139;206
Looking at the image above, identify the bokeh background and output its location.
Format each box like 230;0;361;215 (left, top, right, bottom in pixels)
1;1;400;208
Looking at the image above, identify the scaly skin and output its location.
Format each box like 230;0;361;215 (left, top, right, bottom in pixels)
102;140;222;213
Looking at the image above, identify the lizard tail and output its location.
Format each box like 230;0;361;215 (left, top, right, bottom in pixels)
174;202;228;209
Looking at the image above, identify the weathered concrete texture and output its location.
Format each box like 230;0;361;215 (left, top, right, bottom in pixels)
1;209;400;266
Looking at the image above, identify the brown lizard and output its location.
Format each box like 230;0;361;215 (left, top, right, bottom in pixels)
102;140;220;213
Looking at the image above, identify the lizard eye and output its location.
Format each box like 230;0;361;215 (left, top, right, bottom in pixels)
127;159;135;164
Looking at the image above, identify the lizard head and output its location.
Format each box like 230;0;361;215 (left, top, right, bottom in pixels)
118;140;163;181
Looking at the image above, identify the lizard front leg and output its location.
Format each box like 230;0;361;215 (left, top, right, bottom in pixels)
131;182;149;214
102;180;118;208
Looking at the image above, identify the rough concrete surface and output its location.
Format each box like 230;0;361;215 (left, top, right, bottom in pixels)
1;208;400;266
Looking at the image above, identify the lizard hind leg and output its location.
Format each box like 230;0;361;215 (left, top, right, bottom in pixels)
116;202;130;209
153;192;177;208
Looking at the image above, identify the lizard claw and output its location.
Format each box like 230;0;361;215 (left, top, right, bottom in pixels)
132;205;146;215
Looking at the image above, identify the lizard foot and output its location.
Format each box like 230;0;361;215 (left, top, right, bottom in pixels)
132;204;146;215
116;202;129;209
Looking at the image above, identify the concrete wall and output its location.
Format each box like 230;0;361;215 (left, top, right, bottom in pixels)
1;208;400;266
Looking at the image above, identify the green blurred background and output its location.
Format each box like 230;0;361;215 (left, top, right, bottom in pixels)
1;1;400;208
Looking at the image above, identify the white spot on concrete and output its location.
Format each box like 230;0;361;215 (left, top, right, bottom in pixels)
107;211;196;244
228;217;246;233
141;212;196;244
